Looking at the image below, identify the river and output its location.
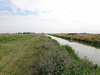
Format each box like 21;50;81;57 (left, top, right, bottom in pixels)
47;35;100;65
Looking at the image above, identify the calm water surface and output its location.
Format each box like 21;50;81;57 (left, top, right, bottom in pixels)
47;35;100;65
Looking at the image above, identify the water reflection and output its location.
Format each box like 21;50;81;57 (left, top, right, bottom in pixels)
47;35;100;65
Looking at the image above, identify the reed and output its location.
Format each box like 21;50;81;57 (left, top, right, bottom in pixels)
50;34;100;47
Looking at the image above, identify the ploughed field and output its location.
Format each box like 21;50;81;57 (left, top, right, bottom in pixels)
0;34;100;75
50;33;100;48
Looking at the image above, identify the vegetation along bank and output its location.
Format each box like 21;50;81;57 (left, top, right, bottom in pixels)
49;33;100;48
0;34;100;75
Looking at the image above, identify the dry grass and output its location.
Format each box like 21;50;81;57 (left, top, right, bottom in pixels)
56;34;100;41
50;34;100;47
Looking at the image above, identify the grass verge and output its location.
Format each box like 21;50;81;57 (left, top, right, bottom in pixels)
0;34;42;75
0;34;100;75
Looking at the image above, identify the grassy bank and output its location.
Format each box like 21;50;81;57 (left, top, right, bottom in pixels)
32;35;100;75
0;34;42;75
0;34;100;75
50;34;100;48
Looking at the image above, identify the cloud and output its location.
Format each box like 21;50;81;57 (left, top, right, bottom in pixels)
0;0;100;33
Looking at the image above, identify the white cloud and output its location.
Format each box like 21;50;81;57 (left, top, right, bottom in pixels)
0;0;100;33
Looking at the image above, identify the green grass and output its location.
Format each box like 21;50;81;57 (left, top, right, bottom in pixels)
0;34;100;75
0;34;41;75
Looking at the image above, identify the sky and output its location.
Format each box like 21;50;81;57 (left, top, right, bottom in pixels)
0;0;100;33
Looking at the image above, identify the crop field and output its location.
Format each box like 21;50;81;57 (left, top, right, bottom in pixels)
50;34;100;47
0;34;100;75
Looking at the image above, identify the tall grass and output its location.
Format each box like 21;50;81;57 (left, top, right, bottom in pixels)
32;35;100;75
50;34;100;48
64;45;79;59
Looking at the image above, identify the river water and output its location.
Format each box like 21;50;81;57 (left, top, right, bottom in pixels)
47;35;100;65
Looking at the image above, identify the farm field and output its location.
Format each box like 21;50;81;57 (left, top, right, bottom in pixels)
50;33;100;48
0;34;100;75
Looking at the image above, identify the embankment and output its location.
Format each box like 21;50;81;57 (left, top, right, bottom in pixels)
50;34;100;48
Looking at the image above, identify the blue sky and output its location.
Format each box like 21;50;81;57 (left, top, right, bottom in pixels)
0;0;11;11
0;0;39;16
0;0;100;33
